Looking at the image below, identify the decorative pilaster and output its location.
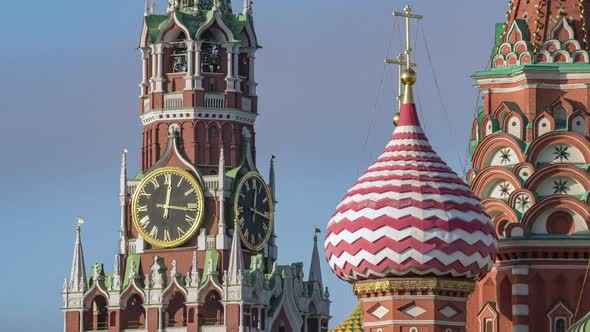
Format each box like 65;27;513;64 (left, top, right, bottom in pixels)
119;149;128;255
216;145;228;250
511;266;530;332
225;43;238;92
194;42;204;90
140;48;150;96
153;44;165;92
184;41;196;91
247;50;257;96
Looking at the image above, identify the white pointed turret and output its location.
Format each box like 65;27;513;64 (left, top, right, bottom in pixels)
227;226;244;285
69;220;87;293
111;255;121;291
119;149;128;254
144;0;150;16
216;145;227;250
308;228;323;288
242;0;250;14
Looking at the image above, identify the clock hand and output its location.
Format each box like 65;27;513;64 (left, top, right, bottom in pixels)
250;208;270;220
156;204;197;212
163;183;172;219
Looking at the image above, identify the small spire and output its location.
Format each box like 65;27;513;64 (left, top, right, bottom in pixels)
227;222;244;285
308;227;323;287
119;149;128;254
218;145;225;191
145;0;151;16
269;155;276;203
151;0;156;15
69;218;87;292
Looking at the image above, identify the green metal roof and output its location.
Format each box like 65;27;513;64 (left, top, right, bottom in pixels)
571;312;590;332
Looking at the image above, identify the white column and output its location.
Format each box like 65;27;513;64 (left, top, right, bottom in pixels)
154;43;165;92
195;42;204;90
225;43;237;92
185;41;196;90
150;44;158;91
79;309;84;332
248;49;257;96
140;48;150;96
257;306;262;329
234;45;242;93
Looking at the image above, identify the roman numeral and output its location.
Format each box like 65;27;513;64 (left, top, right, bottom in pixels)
244;229;249;239
139;215;150;227
262;197;268;204
258;233;263;242
139;190;151;198
262;223;269;232
137;205;148;212
177;176;184;188
185;188;195;196
185;215;196;224
245;181;250;191
164;230;171;242
238;206;244;213
149;178;160;189
239;217;245;228
250;234;255;244
149;226;158;238
252;179;257;191
164;173;172;185
187;203;199;210
177;227;186;237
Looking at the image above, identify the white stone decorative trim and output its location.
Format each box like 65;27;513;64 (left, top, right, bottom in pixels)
477;72;590;85
512;267;529;275
363;320;465;327
512;284;529;296
141;108;257;126
361;295;467;302
512;304;529;316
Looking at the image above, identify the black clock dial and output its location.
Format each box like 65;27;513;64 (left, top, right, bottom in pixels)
234;172;274;251
132;167;205;248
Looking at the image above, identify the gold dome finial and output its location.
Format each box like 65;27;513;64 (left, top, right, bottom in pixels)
393;5;423;105
393;112;401;126
401;68;417;86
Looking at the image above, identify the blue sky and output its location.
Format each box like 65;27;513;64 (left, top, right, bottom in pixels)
0;0;506;330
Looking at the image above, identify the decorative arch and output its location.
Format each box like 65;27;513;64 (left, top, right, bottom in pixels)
499;42;513;56
506;21;524;44
564;40;582;53
493;54;506;68
472;167;522;199
123;294;146;329
551;17;575;41
537;50;551;63
534;111;555;137
166;291;188;327
512;162;535;182
481;115;496;138
525;164;590;196
553;50;571;63
195;13;235;42
514;40;530;54
519;51;532;64
570;111;590;137
84;294;109;331
508;189;536;215
523;195;590;234
201;290;224;325
481;198;519;228
572;50;589;63
527;132;590;165
472;134;525;170
156;13;192;43
472;119;480;141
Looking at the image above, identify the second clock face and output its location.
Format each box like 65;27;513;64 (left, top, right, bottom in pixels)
132;167;205;248
234;172;274;251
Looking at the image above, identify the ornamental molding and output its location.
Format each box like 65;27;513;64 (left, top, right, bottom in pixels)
141;108;257;126
476;72;590;86
481;83;590;94
353;278;475;295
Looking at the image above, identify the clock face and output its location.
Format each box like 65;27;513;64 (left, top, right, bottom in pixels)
234;172;274;251
132;167;205;248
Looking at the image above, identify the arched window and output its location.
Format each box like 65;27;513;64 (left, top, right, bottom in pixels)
167;292;187;327
170;32;188;73
125;294;146;329
201;31;223;74
202;291;224;325
85;296;109;331
555;317;566;332
410;328;419;332
554;107;568;130
485;318;493;332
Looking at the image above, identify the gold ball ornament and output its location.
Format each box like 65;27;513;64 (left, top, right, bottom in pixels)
393;112;401;126
401;68;417;86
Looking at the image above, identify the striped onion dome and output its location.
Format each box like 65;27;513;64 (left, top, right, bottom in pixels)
325;82;497;284
570;312;590;332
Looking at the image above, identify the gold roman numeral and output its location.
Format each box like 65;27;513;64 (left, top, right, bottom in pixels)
262;197;268;204
187;203;199;210
149;178;160;189
185;215;196;224
177;176;184;188
139;190;151;198
250;234;255;244
262;223;269;232
177;227;186;237
185;188;195;196
164;173;172;185
244;229;250;239
137;205;148;212
164;230;171;242
139;215;150;227
149;226;158;238
245;181;250;191
239;217;245;228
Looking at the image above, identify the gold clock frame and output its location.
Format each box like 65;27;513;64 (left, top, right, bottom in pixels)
131;167;205;248
233;171;275;252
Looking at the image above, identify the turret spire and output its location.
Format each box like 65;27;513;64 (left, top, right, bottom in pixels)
308;228;323;287
269;155;276;203
119;149;128;254
227;220;244;285
69;218;87;292
144;0;151;16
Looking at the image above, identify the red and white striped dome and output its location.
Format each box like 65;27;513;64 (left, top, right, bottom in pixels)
325;101;497;284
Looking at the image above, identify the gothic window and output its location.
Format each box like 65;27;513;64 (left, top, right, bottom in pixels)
85;296;109;330
170;33;188;73
201;32;222;74
410;328;419;332
125;294;145;329
485;318;493;332
555;318;566;332
167;292;187;327
554;107;567;130
202;291;223;325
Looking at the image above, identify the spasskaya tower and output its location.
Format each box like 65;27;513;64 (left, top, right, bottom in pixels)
61;1;331;332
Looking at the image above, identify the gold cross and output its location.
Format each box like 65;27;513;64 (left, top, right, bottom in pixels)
385;54;416;112
394;5;424;67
